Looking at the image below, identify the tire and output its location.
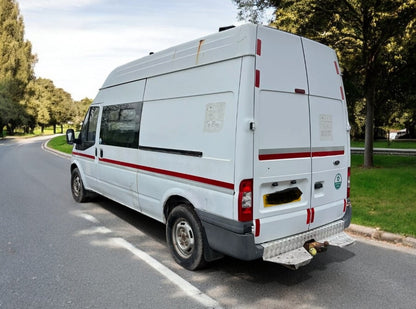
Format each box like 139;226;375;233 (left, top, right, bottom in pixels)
166;204;207;270
71;168;89;203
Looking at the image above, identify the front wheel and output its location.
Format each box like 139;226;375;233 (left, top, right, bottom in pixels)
71;168;89;203
166;204;207;270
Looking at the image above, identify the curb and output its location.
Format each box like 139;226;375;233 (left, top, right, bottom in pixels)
347;224;416;249
42;139;72;160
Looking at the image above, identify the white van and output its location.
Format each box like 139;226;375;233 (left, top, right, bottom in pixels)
67;24;354;270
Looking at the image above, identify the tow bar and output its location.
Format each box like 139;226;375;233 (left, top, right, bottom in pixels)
304;240;329;256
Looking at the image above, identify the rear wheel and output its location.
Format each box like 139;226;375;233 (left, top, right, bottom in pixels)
71;168;89;203
166;204;207;270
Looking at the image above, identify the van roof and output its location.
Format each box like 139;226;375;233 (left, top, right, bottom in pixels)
100;24;259;89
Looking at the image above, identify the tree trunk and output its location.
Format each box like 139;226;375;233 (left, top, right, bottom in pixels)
364;82;375;168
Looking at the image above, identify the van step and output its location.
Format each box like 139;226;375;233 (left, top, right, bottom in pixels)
264;247;313;269
261;221;355;269
317;231;355;248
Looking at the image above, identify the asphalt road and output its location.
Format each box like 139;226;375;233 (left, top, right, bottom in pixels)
1;137;416;309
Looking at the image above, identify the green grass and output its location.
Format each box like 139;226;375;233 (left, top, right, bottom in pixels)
351;140;416;149
351;155;416;237
47;135;73;154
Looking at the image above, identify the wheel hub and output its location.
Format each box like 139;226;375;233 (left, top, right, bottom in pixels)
173;220;194;258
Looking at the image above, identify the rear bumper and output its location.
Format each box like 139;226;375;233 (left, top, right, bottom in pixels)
196;205;353;268
262;219;354;268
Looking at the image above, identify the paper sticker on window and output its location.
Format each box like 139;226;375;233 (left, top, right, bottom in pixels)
320;114;333;141
204;102;225;133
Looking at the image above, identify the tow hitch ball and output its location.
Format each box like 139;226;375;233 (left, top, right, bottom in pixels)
304;240;329;256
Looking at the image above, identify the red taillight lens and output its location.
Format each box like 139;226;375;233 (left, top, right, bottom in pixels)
238;179;253;222
347;167;351;198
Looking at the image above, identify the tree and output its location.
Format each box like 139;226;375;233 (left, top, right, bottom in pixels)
50;87;74;134
233;0;416;167
72;97;92;130
0;0;36;135
22;78;52;133
0;82;14;136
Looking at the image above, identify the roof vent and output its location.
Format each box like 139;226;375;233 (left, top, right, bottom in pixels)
219;25;235;32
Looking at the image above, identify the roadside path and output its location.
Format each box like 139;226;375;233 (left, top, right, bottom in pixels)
351;147;416;156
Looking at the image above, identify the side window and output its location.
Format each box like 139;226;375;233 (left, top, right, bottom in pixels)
100;102;142;149
76;106;100;150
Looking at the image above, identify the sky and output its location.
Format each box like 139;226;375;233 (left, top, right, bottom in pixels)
17;0;255;101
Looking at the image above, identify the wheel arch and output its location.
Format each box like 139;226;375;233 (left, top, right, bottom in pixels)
163;195;194;223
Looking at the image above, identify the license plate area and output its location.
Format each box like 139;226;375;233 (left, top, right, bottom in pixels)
263;187;302;207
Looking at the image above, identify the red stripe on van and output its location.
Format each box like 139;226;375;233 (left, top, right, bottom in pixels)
259;150;344;161
255;70;260;88
307;208;315;224
99;157;234;190
334;61;340;75
256;39;262;56
259;152;310;161
312;150;344;157
72;152;95;160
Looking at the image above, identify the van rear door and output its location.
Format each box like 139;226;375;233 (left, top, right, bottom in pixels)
301;38;350;229
253;27;312;243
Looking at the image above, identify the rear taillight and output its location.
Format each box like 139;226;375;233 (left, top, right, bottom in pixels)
347;167;351;198
238;179;253;222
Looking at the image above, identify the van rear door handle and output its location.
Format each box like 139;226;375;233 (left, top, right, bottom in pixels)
100;149;103;158
333;160;340;166
314;182;323;189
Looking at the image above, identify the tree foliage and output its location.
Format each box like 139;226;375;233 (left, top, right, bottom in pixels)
0;0;36;135
0;0;89;136
233;0;416;167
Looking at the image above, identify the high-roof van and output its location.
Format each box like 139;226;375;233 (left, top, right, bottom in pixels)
66;24;354;270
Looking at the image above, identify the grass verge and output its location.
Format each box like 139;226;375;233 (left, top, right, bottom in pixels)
351;154;416;237
47;135;73;154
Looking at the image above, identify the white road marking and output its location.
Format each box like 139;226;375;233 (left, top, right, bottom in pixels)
112;237;222;309
75;226;113;236
71;210;100;224
74;211;222;308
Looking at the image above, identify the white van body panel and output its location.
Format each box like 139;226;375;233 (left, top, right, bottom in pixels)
70;24;353;269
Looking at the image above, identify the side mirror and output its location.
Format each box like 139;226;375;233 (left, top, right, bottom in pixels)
66;129;75;145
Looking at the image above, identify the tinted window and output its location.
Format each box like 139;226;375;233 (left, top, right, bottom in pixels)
100;102;142;148
76;106;99;150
